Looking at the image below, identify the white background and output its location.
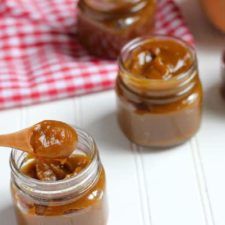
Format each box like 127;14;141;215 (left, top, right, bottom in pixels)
0;0;224;225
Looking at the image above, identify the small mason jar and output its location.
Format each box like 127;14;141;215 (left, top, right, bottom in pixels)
77;0;156;59
10;128;108;225
116;36;203;148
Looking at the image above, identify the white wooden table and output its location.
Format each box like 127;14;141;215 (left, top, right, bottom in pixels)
1;1;224;225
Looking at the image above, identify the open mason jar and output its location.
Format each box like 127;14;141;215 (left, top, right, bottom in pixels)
10;128;108;225
77;0;156;59
116;36;203;148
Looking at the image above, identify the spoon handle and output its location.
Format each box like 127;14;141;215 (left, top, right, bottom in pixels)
0;129;33;153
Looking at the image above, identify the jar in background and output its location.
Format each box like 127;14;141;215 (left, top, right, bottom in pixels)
77;0;156;59
116;36;203;148
10;128;108;225
200;0;225;33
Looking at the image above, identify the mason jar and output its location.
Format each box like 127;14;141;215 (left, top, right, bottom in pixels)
10;128;108;225
116;36;203;148
77;0;156;59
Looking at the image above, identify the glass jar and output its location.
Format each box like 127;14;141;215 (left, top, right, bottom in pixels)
77;0;156;59
10;128;108;225
116;36;203;148
200;0;225;33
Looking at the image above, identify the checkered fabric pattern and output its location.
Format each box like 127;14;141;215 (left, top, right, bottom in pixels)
0;0;194;109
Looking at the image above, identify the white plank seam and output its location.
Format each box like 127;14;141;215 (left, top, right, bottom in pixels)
20;107;28;128
73;97;83;127
190;137;216;225
130;143;153;225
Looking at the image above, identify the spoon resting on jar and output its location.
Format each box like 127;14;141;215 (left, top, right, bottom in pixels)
0;120;78;159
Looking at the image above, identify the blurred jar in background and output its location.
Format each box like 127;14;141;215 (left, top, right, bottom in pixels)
200;0;225;33
77;0;156;59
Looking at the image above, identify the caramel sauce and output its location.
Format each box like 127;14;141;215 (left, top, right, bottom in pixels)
21;121;89;182
124;39;193;80
21;154;90;181
31;120;78;159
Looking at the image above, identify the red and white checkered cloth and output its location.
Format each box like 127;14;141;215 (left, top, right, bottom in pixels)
0;0;194;109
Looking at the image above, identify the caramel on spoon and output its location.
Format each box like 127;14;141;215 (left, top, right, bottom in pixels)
0;120;78;159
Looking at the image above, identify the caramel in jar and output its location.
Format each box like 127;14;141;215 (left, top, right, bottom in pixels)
77;0;156;58
10;128;108;225
116;36;203;148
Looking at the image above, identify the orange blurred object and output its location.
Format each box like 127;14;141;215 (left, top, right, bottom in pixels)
200;0;225;33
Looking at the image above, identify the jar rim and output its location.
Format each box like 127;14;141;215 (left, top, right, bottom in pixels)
10;127;100;200
79;0;147;14
118;35;197;86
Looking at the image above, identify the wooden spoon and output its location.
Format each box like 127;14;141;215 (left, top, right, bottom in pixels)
0;120;78;159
